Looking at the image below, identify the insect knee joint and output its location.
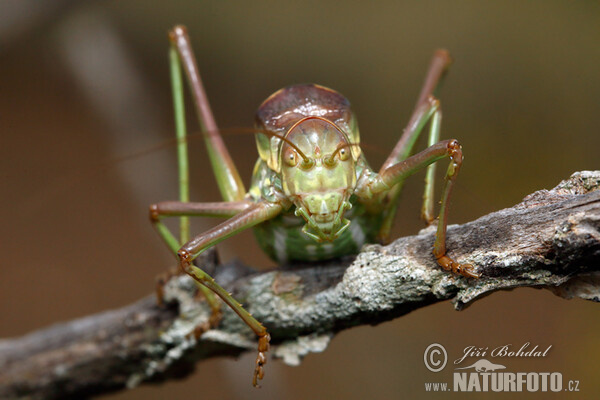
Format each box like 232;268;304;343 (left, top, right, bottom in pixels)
177;248;192;262
447;140;463;161
177;249;194;274
149;204;160;222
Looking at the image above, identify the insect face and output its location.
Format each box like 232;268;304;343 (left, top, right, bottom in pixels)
280;117;356;242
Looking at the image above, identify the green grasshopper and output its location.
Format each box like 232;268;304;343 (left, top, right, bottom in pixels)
150;25;480;387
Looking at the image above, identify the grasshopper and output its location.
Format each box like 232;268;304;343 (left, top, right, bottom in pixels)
150;25;479;387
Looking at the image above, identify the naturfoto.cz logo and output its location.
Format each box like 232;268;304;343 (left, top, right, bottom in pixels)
423;342;580;393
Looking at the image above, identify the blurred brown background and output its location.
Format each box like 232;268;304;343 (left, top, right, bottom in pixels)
1;1;599;399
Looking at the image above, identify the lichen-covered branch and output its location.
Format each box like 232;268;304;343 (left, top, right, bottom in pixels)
1;171;599;399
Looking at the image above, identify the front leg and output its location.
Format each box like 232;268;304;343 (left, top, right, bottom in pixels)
175;201;283;387
360;140;480;279
150;200;253;310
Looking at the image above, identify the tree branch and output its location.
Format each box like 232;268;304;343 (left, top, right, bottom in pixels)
1;171;599;399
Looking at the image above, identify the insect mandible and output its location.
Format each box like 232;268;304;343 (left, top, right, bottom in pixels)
150;25;480;387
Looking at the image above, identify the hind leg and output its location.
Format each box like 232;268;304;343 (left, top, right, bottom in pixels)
377;50;452;242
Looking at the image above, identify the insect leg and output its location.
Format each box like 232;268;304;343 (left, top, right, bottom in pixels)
169;42;191;244
164;35;231;324
150;201;253;254
169;25;246;202
381;50;452;170
176;201;283;387
421;107;441;224
150;200;252;316
376;97;439;241
377;50;452;242
367;140;480;279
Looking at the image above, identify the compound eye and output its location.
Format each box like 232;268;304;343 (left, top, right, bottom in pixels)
338;147;350;161
284;148;298;167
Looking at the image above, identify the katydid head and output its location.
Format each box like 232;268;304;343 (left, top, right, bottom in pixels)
279;116;357;242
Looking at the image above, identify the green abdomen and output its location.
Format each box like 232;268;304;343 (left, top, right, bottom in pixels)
252;202;382;263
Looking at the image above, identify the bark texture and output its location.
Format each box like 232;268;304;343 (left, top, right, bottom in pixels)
1;171;599;399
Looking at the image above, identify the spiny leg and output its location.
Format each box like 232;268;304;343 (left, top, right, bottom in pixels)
169;25;245;202
160;39;223;324
429;144;479;279
421;106;441;224
150;200;252;316
175;201;283;387
381;50;452;171
378;50;452;241
162;25;278;385
169;42;191;244
376;97;440;239
365;140;479;278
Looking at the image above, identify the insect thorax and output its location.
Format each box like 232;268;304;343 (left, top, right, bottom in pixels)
252;205;381;263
